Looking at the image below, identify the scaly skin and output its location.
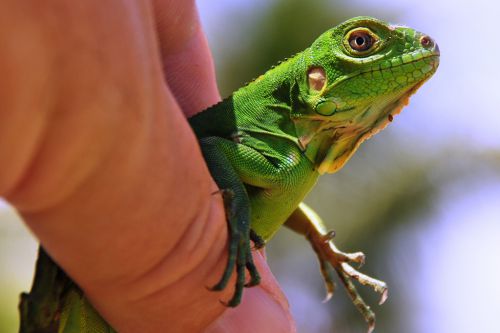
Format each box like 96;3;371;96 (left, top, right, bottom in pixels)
20;17;439;332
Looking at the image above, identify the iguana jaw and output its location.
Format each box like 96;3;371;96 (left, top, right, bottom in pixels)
317;76;434;174
317;87;414;174
296;76;430;175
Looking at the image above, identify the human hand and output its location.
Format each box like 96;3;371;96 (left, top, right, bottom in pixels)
0;1;294;332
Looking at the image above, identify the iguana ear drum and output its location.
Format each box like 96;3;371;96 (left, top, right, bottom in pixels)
307;66;326;91
307;67;338;116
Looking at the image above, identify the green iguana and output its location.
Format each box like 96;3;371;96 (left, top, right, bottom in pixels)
19;16;439;333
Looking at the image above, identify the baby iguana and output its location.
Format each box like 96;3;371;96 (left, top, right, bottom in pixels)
19;16;439;333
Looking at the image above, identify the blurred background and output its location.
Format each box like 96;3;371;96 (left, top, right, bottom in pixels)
1;0;499;332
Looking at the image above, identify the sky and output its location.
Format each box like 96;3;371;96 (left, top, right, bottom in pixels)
412;180;500;333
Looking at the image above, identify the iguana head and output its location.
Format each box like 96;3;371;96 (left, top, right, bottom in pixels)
294;16;440;174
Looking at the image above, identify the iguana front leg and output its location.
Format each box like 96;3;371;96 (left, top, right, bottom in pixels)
198;135;308;305
285;202;388;333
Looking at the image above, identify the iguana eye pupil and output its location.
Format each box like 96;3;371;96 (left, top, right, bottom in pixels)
348;30;374;52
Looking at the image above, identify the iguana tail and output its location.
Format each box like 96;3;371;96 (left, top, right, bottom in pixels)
19;247;115;333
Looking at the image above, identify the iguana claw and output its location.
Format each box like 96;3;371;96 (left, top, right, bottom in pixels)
209;187;261;307
307;230;388;332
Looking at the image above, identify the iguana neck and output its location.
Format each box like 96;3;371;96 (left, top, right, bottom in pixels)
230;53;306;146
189;53;308;155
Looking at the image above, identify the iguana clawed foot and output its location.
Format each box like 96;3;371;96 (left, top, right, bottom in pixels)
209;226;261;307
306;229;388;333
209;189;261;307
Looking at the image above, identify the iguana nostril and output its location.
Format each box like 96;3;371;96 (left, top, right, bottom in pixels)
420;35;439;55
420;35;433;48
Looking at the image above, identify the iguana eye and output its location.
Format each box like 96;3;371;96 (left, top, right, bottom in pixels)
347;29;375;53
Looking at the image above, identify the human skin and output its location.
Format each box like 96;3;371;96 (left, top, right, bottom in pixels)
0;1;293;332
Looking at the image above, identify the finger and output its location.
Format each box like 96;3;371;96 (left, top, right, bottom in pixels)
152;0;220;116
